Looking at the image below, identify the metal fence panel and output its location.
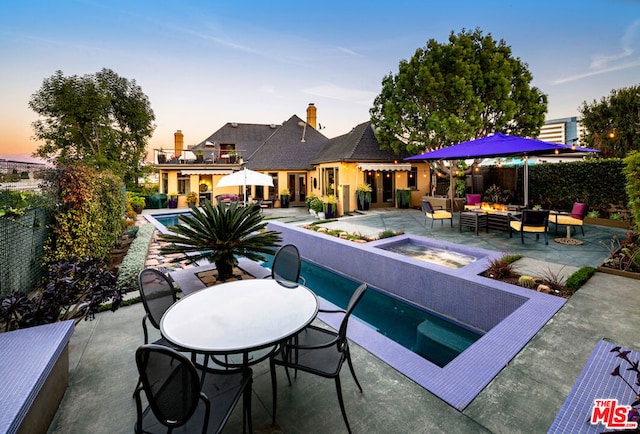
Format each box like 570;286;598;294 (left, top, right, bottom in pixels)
0;209;51;296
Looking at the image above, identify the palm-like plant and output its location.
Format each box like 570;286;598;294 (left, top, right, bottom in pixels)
158;201;282;281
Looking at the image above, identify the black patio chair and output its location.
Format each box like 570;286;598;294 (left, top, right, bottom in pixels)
137;268;179;347
267;244;306;285
134;344;253;434
134;268;182;394
509;209;550;245
270;283;368;434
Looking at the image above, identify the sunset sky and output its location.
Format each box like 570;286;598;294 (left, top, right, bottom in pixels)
2;0;640;161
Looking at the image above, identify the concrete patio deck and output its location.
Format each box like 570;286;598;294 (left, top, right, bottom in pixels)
47;207;640;433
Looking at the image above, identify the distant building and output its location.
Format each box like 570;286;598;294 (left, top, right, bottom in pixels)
0;159;47;192
537;117;582;145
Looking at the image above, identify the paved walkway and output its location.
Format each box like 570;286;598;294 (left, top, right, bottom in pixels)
48;207;639;433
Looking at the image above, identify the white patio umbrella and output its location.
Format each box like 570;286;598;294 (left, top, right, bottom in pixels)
215;168;274;205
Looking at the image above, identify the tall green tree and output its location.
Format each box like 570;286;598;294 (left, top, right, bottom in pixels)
29;68;155;182
370;28;548;156
579;85;640;158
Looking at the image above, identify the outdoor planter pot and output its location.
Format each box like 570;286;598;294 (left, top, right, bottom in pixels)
168;196;178;209
280;195;290;208
325;202;336;219
356;185;372;211
396;189;411;209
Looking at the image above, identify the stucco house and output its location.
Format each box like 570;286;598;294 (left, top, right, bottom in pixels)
154;104;431;212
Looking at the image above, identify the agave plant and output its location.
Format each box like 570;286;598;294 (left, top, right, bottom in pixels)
158;200;282;281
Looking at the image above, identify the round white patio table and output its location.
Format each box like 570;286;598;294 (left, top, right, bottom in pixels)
160;278;318;366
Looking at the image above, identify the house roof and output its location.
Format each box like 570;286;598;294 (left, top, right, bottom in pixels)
312;121;409;164
192;122;280;157
246;115;329;171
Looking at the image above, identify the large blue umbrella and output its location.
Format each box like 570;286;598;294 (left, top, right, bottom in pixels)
405;133;599;205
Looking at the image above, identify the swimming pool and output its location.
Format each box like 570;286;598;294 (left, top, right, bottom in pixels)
267;221;567;410
261;256;483;368
152;213;185;229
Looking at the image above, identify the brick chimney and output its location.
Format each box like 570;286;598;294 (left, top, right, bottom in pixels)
174;130;183;158
306;103;317;129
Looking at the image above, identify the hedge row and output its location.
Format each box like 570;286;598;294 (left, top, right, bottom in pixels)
527;159;627;215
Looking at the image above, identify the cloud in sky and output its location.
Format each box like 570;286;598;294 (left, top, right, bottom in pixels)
302;83;377;105
553;20;640;84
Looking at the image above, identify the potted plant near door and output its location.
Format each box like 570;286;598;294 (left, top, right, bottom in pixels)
168;192;179;209
310;197;324;217
280;188;290;208
306;193;318;215
356;183;372;210
324;195;338;218
186;191;198;207
396;188;411;209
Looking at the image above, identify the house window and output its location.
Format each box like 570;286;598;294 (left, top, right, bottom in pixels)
323;167;337;196
269;173;278;199
162;173;168;194
408;167;418;189
177;174;190;195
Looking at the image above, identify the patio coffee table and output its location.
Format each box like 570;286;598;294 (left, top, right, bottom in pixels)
459;211;488;235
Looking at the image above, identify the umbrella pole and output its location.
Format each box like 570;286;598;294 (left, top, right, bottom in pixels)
524;159;529;207
244;167;247;206
449;160;455;212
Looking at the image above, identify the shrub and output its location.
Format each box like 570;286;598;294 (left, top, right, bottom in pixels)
485;256;518;280
565;266;596;292
0;258;123;331
116;223;155;292
378;229;401;239
528;159;627;215
310;197;324;213
624;151;640;229
42;165;126;264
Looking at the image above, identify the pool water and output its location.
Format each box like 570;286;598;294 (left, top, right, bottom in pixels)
154;213;183;228
380;241;477;269
262;256;482;368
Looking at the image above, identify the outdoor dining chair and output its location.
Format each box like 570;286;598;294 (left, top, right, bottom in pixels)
267;244;306;285
137;268;179;348
550;202;587;236
509;209;550;245
135;268;182;394
270;283;368;434
422;200;453;228
134;344;253;434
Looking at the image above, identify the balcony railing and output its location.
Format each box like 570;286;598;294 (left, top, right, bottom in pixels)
155;149;246;165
